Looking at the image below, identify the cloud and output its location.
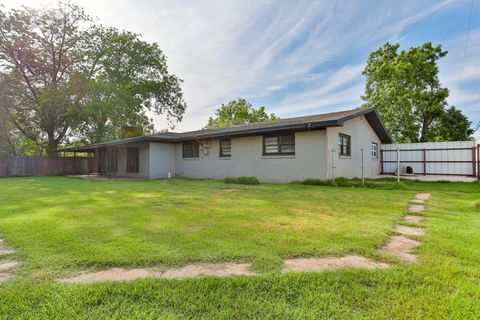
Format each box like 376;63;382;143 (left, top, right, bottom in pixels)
2;0;463;132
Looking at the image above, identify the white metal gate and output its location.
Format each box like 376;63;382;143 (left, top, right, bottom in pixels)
381;141;479;179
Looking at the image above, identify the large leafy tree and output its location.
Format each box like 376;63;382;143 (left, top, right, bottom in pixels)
205;98;278;129
362;42;472;143
0;3;186;156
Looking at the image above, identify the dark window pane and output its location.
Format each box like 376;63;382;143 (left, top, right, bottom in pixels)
183;141;199;158
126;147;139;173
220;139;231;157
339;134;351;156
263;133;295;155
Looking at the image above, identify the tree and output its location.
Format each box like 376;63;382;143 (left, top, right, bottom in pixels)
430;106;474;141
0;3;186;156
205;99;278;129
362;42;472;143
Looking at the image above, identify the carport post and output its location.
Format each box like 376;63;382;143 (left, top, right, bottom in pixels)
396;148;400;182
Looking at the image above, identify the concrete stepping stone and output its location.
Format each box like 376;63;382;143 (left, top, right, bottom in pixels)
395;225;425;236
64;267;160;283
381;236;421;263
409;204;425;213
283;255;389;273
415;193;431;201
161;263;254;279
0;249;16;255
0;273;15;283
0;260;20;272
404;215;424;224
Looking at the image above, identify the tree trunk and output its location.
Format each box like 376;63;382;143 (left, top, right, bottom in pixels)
46;131;58;157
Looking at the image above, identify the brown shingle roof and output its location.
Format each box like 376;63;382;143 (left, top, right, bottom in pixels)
58;108;391;152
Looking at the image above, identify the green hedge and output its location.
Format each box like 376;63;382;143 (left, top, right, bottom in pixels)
224;176;260;185
301;178;408;190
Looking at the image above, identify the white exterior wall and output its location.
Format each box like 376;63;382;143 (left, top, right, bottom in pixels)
149;142;176;179
382;141;477;176
173;130;328;182
326;116;382;179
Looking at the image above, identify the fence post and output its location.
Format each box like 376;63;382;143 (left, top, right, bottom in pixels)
396;148;400;182
423;148;427;176
477;144;480;180
473;147;477;178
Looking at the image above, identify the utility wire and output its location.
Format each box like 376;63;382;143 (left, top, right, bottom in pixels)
459;0;475;85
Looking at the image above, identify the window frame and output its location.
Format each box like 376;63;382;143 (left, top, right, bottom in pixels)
219;138;232;158
338;133;351;157
182;141;200;159
126;147;139;173
371;142;378;159
262;132;295;156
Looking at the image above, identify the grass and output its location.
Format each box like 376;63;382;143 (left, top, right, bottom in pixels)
0;177;479;318
0;177;410;278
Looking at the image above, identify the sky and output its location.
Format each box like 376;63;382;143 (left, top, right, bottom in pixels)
3;0;480;139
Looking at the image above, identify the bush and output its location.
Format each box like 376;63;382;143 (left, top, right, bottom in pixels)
302;178;334;186
224;176;260;185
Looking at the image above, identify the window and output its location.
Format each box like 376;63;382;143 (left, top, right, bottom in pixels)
220;139;231;157
126;147;139;173
371;142;378;158
263;133;295;156
182;141;199;158
98;148;118;173
339;133;351;156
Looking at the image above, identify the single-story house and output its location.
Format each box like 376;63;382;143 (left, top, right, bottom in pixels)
61;108;392;182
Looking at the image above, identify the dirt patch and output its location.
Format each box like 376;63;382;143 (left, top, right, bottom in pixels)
0;273;15;283
221;188;240;193
409;204;425;213
381;236;421;263
0;249;16;255
415;193;431;201
64;267;160;283
64;263;254;283
395;225;425;236
162;263;253;279
404;215;424;223
0;260;20;272
283;255;389;272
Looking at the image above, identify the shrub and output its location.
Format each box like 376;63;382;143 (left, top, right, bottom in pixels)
224;176;260;185
302;178;333;186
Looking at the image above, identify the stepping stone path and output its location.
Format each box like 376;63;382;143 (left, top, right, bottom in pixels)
283;255;389;272
0;238;20;283
62;192;432;283
404;215;424;223
380;192;430;264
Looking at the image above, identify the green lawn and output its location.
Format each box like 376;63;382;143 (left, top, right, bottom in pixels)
0;177;479;319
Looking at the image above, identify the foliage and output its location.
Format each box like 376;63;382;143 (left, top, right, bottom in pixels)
301;177;409;190
362;42;472;143
0;3;186;155
429;106;474;141
205;99;278;129
224;176;260;185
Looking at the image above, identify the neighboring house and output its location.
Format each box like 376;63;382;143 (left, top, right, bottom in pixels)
61;108;392;182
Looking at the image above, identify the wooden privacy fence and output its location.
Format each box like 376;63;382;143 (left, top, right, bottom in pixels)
0;155;95;177
381;141;480;179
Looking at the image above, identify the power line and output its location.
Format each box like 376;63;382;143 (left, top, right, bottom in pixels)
459;0;475;85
